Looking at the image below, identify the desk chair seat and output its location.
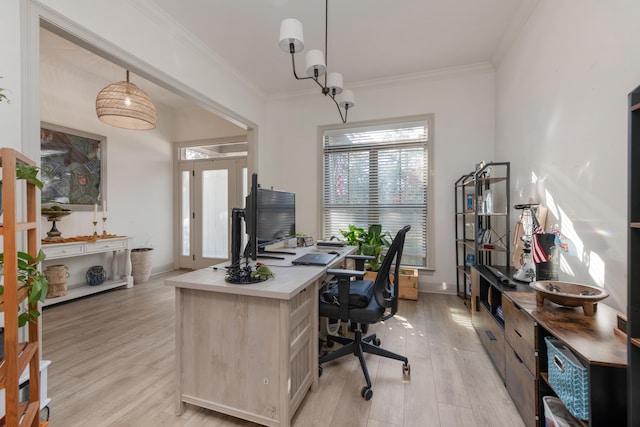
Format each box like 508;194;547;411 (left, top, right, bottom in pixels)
319;225;411;400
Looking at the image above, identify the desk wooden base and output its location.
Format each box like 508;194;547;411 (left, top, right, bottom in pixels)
174;283;317;427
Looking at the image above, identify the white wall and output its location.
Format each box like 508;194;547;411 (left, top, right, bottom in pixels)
0;0;23;152
0;0;266;277
39;35;176;275
495;0;640;313
264;65;497;293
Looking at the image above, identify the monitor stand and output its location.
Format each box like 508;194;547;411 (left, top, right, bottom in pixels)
259;248;297;257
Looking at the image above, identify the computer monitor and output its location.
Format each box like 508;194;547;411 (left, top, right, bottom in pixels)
230;173;296;267
255;187;296;248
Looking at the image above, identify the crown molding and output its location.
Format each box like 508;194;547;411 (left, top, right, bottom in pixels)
267;62;495;102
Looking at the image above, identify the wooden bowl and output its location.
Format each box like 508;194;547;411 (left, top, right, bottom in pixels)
530;280;609;316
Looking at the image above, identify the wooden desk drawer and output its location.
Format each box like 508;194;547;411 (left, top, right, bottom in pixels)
505;344;537;427
42;243;85;259
476;305;506;381
503;297;537;375
85;239;127;253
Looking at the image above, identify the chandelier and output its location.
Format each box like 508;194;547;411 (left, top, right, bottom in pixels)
278;0;355;123
96;70;157;130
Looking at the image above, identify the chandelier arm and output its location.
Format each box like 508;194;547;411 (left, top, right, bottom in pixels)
280;0;352;123
290;52;314;81
329;94;347;124
311;77;328;92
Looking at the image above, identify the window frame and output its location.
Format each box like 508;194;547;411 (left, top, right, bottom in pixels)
318;114;435;270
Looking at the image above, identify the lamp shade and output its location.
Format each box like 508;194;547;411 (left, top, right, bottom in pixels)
279;19;304;53
305;50;326;77
338;90;355;109
96;72;157;130
326;72;343;95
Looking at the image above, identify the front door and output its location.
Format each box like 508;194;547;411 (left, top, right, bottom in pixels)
179;159;247;269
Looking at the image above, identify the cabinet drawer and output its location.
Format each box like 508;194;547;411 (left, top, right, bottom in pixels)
476;305;506;381
503;297;537;375
505;344;537;427
42;243;85;259
85;239;127;253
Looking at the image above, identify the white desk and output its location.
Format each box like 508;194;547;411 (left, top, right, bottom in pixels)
166;245;355;427
41;236;133;306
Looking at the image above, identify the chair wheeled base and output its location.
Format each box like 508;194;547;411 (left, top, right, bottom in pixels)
319;322;410;400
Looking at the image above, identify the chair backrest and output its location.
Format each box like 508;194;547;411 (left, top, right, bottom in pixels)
372;225;411;317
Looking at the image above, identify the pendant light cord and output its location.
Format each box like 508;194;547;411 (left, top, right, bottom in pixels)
324;0;328;89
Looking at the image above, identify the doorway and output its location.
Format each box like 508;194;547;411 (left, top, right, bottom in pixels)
179;157;247;270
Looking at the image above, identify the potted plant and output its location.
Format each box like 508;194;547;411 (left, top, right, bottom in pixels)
16;164;48;189
332;224;391;272
0;250;49;327
333;224;419;300
0;164;49;215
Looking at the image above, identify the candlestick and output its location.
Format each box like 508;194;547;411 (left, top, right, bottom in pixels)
93;220;98;236
102;216;108;236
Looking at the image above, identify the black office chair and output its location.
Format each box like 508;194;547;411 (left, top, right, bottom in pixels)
319;225;411;400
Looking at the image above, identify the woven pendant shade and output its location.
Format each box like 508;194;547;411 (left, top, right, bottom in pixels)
96;71;157;130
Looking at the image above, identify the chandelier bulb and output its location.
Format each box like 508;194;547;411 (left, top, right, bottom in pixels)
279;19;304;53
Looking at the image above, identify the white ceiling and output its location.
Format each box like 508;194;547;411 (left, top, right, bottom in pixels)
148;0;537;95
40;0;536;129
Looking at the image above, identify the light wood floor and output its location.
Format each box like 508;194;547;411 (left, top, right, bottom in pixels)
41;271;525;427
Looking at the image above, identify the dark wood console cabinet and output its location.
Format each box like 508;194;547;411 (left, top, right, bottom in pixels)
471;265;627;426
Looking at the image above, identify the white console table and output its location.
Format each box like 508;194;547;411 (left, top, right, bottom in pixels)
41;236;133;306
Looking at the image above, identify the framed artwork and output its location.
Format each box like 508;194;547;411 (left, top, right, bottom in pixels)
40;123;106;210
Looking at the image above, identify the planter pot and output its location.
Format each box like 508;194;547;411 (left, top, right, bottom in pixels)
44;264;69;297
131;248;154;284
364;268;419;300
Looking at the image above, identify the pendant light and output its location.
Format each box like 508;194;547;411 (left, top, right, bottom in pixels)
279;0;355;123
96;70;157;130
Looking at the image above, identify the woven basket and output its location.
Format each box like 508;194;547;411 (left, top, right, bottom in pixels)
545;336;589;420
44;265;68;298
131;248;153;284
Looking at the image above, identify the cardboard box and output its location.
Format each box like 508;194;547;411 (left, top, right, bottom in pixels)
364;268;419;300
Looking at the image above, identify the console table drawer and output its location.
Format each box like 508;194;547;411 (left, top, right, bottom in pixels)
504;297;537;375
505;344;537;427
85;239;128;253
42;244;84;259
476;305;505;380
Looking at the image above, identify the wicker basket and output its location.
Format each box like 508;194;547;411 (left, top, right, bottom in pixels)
44;265;69;298
131;248;153;284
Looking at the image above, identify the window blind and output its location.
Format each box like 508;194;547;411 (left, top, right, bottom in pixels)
322;120;428;267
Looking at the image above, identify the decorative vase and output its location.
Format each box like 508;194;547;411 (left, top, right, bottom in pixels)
86;265;106;286
131;248;153;284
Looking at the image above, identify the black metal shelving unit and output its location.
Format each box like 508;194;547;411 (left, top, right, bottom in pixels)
455;162;510;305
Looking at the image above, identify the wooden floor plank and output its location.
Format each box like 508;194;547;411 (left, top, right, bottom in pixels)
41;272;523;427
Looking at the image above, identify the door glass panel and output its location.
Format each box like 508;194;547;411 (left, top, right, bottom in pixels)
202;169;228;258
181;170;190;257
241;168;248;248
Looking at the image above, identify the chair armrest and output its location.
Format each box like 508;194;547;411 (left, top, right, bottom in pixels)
326;268;366;279
345;254;374;271
346;254;375;261
323;270;373;321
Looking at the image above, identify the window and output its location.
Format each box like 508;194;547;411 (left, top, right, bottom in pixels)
322;117;431;268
